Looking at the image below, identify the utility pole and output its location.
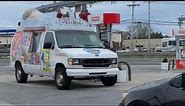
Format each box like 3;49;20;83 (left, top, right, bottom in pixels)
148;1;151;52
127;1;139;52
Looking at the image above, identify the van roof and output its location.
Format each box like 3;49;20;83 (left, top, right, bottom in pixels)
19;8;95;32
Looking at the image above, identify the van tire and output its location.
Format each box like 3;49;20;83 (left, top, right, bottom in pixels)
55;67;71;90
15;63;28;83
101;76;117;86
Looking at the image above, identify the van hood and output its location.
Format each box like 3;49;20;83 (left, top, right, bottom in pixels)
61;48;118;58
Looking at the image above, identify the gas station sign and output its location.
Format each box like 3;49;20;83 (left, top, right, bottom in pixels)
88;13;120;25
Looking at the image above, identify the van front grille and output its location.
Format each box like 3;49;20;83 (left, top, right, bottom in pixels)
82;59;111;67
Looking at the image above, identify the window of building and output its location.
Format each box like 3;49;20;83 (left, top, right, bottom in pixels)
162;42;167;47
169;40;176;46
180;40;185;46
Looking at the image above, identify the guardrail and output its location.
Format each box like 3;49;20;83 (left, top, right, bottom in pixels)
118;61;131;81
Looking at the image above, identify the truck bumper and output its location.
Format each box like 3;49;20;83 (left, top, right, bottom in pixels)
66;68;119;77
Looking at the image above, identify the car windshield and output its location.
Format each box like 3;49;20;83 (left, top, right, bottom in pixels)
55;30;105;48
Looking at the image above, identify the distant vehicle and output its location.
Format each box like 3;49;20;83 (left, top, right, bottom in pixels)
141;48;147;52
119;72;185;106
158;37;185;52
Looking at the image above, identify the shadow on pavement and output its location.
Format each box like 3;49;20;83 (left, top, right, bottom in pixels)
26;79;106;90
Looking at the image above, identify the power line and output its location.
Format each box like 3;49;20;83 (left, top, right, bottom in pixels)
121;18;178;24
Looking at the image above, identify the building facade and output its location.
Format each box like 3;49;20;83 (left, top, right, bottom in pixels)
122;39;162;51
0;29;16;48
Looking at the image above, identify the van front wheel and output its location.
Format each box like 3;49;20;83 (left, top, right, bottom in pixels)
55;67;71;90
15;63;28;83
101;76;117;86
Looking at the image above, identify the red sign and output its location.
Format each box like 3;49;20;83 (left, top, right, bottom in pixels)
176;59;185;69
91;16;100;22
103;13;120;24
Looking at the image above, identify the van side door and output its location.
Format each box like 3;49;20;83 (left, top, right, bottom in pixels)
25;31;43;75
40;31;55;77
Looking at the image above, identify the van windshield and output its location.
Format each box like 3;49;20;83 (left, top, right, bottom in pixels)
55;30;105;48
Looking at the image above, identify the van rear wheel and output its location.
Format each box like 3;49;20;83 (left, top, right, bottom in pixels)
101;76;117;86
15;63;28;83
55;67;71;90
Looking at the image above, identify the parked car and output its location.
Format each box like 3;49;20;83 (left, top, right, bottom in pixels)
119;72;185;106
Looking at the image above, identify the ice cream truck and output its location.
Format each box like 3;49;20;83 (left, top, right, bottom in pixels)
10;8;119;90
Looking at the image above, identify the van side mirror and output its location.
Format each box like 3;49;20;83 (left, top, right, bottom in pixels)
43;42;52;49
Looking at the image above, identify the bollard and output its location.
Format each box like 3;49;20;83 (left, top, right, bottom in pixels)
118;61;131;81
168;59;175;70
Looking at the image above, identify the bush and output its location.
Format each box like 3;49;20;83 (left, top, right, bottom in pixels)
162;57;168;62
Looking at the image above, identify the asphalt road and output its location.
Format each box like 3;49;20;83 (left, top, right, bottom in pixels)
0;64;181;105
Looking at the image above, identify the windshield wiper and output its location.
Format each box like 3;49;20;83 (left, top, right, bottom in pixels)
59;45;82;48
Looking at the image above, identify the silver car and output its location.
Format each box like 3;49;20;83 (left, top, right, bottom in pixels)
119;72;185;106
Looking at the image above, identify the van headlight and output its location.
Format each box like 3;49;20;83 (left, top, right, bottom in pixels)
68;58;81;65
111;58;117;64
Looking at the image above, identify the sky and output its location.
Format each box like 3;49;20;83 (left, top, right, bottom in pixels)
0;1;185;36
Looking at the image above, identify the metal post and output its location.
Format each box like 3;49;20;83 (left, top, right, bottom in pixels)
105;24;112;48
175;36;181;60
131;3;134;52
127;1;139;53
148;1;151;52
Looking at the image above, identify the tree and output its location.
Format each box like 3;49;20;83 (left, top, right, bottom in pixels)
125;23;152;39
125;23;163;39
150;32;163;39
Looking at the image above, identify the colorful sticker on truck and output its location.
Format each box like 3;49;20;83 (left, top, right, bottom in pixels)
11;31;24;61
24;53;40;65
83;48;101;56
11;31;33;62
41;49;51;71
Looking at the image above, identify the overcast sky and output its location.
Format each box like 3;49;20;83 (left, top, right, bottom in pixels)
0;1;185;36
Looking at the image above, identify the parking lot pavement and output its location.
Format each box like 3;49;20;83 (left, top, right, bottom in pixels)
0;65;182;105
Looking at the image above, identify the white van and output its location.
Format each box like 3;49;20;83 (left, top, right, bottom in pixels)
10;8;119;90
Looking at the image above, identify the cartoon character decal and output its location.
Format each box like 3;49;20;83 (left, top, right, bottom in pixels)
41;49;51;71
11;31;24;61
11;31;41;65
11;31;52;71
83;48;101;56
